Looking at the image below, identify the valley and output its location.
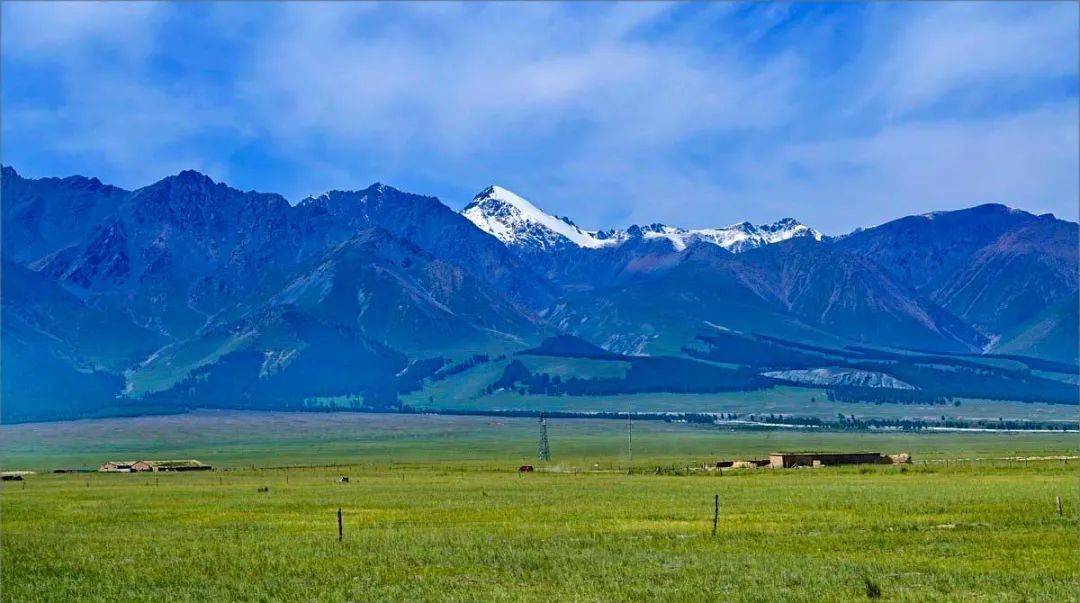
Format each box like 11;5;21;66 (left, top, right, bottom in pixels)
4;4;1076;602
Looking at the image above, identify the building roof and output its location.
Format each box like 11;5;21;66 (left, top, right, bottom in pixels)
769;451;882;456
142;460;207;468
102;459;207;467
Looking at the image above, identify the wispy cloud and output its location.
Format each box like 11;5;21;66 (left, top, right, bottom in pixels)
2;2;238;184
756;102;1079;230
869;2;1078;116
2;2;1076;232
2;1;165;61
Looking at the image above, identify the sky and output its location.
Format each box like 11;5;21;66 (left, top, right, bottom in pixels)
2;2;1077;234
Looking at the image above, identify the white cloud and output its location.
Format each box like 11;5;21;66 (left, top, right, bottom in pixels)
868;2;1078;115
748;102;1080;232
236;4;798;160
1;2;1076;232
2;2;238;186
1;2;166;63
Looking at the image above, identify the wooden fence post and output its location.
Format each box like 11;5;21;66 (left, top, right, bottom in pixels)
712;494;719;536
1056;495;1063;517
338;508;343;541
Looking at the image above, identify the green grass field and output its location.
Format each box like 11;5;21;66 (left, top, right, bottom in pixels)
398;357;1079;424
407;384;1078;423
2;411;1078;601
3;410;1078;470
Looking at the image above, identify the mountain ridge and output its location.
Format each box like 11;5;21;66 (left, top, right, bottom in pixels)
461;184;823;254
2;165;1075;422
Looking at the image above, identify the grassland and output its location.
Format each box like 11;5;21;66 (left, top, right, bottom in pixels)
2;411;1078;601
3;410;1079;471
403;369;1076;424
518;355;632;379
395;355;1078;425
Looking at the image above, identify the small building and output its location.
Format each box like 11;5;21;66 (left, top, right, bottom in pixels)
145;460;211;472
99;459;211;472
98;460;138;472
768;452;896;468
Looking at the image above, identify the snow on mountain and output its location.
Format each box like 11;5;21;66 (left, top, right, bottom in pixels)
762;367;915;389
631;219;821;252
461;185;821;253
461;186;615;250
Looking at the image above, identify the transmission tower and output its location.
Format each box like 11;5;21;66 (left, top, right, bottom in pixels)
537;413;551;461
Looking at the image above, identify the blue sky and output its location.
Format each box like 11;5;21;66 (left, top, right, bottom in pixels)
2;2;1077;233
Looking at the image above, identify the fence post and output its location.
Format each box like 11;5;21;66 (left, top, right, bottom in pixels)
1056;495;1063;517
712;494;719;536
338;508;343;541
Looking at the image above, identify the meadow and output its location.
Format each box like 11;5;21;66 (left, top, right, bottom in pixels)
2;411;1078;601
3;410;1078;470
398;356;1078;425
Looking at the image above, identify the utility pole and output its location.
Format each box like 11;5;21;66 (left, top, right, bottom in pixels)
627;402;633;462
712;494;719;536
537;413;551;462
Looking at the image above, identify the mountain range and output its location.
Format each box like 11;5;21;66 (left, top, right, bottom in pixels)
2;165;1076;422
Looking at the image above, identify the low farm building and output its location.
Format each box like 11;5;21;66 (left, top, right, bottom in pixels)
713;459;770;469
768;452;909;468
99;460;211;473
98;461;137;472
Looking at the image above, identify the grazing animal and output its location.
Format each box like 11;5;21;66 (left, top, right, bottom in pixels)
518;465;534;473
257;486;269;493
337;476;350;483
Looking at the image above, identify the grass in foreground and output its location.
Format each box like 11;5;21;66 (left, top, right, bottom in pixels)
2;411;1079;600
2;460;1077;601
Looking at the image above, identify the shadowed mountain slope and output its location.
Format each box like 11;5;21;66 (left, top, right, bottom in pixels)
2;166;1075;420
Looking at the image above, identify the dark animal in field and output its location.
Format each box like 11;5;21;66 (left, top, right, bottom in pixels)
518;465;534;473
257;486;269;492
337;476;350;483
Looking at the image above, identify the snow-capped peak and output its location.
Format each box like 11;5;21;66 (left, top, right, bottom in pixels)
631;219;821;252
461;186;614;250
461;186;821;253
